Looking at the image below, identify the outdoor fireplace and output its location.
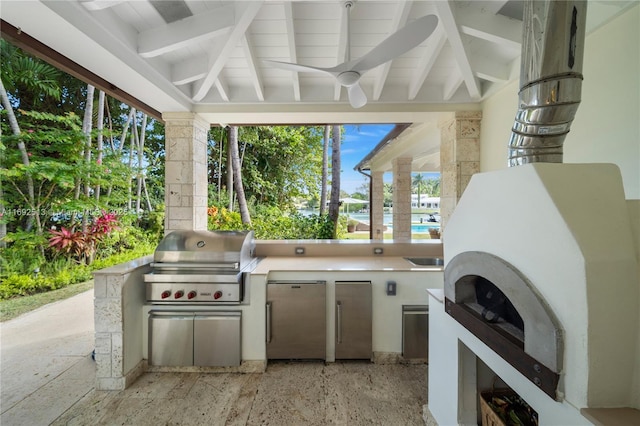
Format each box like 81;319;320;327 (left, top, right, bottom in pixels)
444;251;562;400
428;1;639;422
427;163;639;424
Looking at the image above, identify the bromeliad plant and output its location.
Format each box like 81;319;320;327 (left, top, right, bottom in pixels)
48;210;119;264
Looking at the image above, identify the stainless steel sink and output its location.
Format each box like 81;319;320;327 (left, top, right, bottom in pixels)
404;257;444;267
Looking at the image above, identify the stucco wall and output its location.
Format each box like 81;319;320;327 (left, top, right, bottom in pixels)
479;4;640;199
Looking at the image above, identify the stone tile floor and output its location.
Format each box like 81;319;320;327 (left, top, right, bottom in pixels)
53;361;434;426
1;290;437;425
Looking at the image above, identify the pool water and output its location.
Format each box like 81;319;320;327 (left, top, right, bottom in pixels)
348;213;440;233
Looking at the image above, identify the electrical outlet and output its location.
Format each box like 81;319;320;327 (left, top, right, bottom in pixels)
386;281;396;296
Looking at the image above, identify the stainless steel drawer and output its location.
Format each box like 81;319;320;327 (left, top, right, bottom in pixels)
194;312;241;366
402;305;429;360
149;311;194;366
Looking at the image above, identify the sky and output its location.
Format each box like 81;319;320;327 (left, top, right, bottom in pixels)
339;124;395;194
339;124;440;195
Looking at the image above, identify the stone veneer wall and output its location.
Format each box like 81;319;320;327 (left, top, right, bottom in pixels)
392;157;412;241
438;111;482;232
371;171;385;240
93;257;152;390
163;112;209;232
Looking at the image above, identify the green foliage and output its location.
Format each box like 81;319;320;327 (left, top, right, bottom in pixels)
1;110;130;236
206;204;342;240
207;207;246;231
1;40;62;110
208;126;325;208
0;275;41;298
0;237;154;300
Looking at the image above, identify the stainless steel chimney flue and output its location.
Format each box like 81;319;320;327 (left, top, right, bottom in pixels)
508;1;587;166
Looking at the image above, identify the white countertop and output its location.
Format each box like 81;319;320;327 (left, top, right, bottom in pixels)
252;256;443;274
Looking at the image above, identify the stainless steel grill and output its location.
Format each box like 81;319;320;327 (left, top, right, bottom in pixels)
144;230;258;304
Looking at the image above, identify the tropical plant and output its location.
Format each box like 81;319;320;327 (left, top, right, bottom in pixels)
47;210;120;263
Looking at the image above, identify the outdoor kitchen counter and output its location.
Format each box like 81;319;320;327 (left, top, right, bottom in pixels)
252;256;443;274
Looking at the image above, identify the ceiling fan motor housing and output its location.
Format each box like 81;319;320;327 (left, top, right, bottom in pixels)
337;71;361;87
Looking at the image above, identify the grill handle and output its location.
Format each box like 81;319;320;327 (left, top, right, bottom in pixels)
266;302;272;344
336;301;343;344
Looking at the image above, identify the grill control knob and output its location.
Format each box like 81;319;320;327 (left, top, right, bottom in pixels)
213;291;223;300
174;290;184;299
161;290;171;299
187;291;197;300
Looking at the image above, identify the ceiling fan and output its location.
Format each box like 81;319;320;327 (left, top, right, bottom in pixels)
264;1;438;108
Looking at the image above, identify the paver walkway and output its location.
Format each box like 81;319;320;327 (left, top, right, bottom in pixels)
1;290;95;425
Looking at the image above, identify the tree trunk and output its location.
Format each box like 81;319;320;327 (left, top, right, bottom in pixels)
127;109;136;211
0;76;36;233
135;113;147;213
217;127;224;204
81;84;95;232
228;126;251;225
95;90;105;202
0;125;5;247
320;124;330;215
328;125;341;238
227;128;234;211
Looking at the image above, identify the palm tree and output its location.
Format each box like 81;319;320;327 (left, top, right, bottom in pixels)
412;173;425;209
425;178;441;198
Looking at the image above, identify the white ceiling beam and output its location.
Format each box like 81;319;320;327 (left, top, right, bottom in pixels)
472;57;510;83
171;56;208;85
408;25;446;100
372;1;413;101
138;5;234;58
443;69;463;101
457;11;521;51
434;1;481;100
283;2;300;101
214;77;230;102
242;35;264;101
334;2;349;101
79;0;126;11
192;1;263;102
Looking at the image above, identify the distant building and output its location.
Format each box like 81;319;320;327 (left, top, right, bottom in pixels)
411;194;440;209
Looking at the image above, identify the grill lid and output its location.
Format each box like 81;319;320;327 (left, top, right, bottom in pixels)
153;230;255;266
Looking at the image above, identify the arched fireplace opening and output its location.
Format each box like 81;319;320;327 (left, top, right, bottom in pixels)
444;251;563;399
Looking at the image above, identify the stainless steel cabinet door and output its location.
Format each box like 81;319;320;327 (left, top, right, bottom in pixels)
402;305;428;360
266;281;326;360
335;282;372;359
194;311;241;367
149;312;194;366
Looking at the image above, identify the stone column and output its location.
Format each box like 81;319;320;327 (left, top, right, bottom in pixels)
163;113;209;232
439;111;481;232
392;157;412;241
370;170;385;240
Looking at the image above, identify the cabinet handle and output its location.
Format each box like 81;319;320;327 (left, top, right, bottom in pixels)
336;301;342;344
266;302;272;344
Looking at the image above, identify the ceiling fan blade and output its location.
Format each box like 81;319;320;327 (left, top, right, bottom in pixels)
347;83;367;109
351;14;438;72
263;60;334;75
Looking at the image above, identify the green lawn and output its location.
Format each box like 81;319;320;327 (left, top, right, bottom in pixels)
0;280;94;322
